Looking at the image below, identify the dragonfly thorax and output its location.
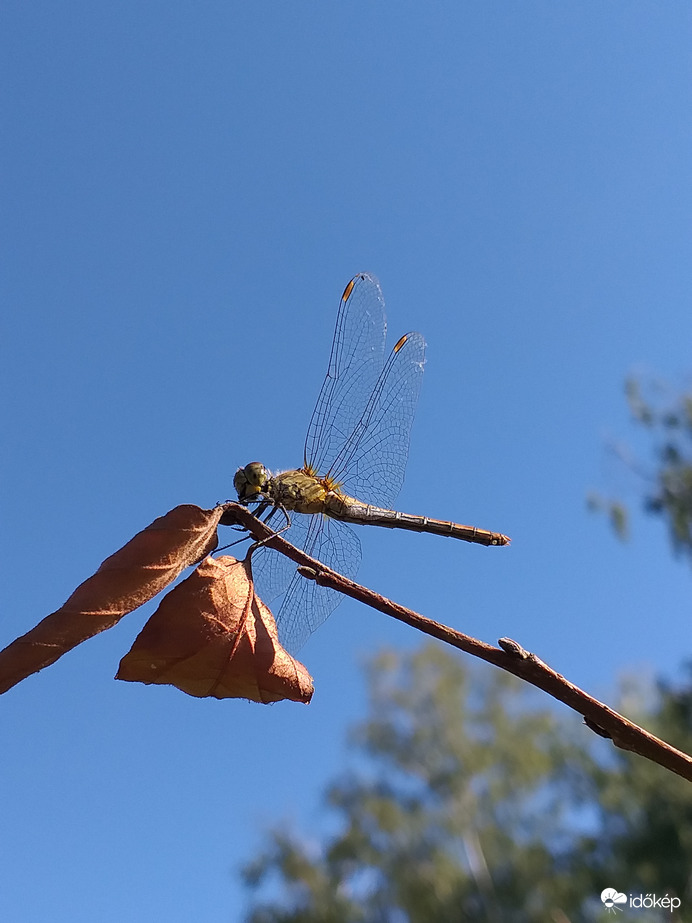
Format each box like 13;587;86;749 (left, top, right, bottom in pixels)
268;469;331;514
235;462;332;515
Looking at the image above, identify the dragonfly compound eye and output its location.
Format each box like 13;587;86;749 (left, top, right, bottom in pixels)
234;462;269;502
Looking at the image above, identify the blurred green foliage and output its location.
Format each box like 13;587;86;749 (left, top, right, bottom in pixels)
242;646;692;922
591;378;692;562
241;378;692;922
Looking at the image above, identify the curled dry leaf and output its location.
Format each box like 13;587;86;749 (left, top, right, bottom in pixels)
116;555;314;705
0;505;223;694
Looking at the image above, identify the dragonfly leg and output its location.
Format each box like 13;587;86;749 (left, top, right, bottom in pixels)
247;502;293;558
214;532;254;554
260;502;291;532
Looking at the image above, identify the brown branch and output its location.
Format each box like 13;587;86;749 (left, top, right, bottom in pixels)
221;502;692;784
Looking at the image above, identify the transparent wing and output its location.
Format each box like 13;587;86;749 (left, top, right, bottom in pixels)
304;273;387;476
327;331;426;509
275;516;361;654
250;274;423;651
250;512;361;655
249;508;312;603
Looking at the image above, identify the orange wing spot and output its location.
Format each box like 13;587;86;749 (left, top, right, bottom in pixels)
303;463;318;477
341;277;356;302
393;334;408;353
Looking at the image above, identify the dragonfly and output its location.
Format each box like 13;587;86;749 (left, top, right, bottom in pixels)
234;273;509;653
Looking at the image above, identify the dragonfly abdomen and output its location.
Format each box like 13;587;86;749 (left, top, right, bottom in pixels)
325;493;510;547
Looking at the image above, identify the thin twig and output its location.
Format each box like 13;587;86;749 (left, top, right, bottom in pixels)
220;502;692;783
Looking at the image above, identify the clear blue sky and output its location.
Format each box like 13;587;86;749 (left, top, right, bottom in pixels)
2;3;691;919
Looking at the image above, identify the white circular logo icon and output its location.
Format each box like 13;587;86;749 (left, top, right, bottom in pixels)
601;888;627;909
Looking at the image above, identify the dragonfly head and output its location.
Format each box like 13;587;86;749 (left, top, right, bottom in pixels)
234;462;271;504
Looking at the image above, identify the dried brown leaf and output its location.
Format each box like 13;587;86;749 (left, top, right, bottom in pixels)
0;505;223;694
116;555;314;704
